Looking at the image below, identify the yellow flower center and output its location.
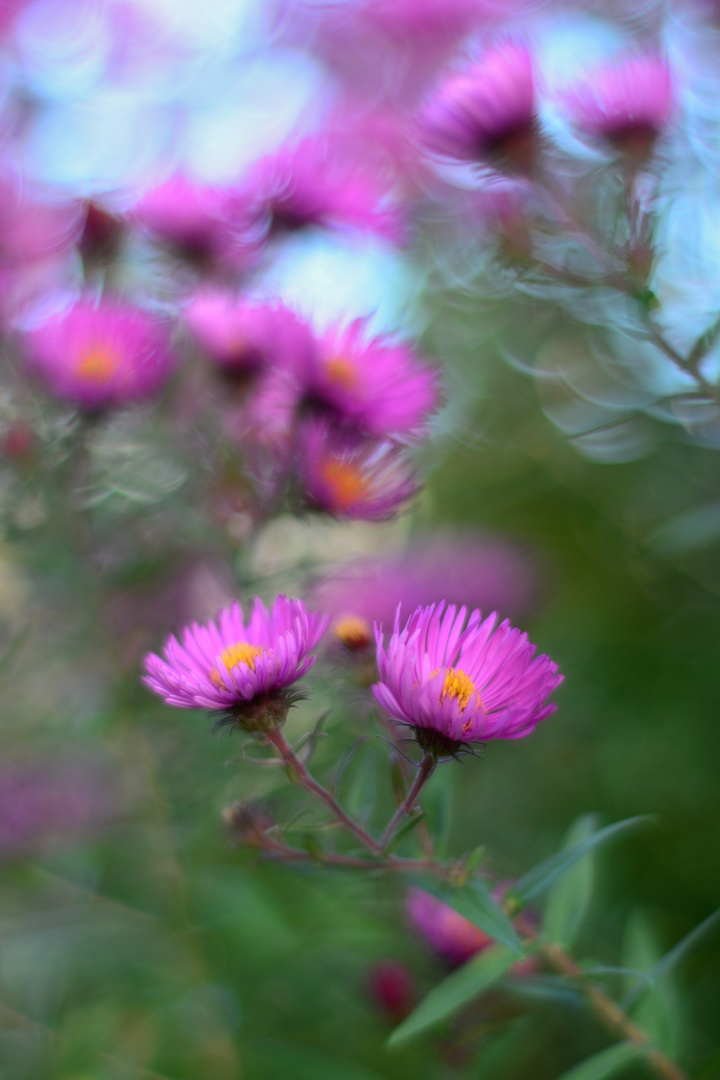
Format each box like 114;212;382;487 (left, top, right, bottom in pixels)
210;641;264;689
324;356;357;389
321;458;369;510
440;667;477;712
75;343;121;384
333;615;371;650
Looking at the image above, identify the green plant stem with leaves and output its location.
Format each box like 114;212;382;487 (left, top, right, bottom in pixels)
226;725;692;1080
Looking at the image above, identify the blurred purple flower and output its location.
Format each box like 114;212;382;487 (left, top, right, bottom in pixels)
565;55;674;158
143;596;328;725
407;887;536;972
22;296;176;410
236;135;406;242
311;534;543;644
130;175;262;269
369;959;416;1018
420;41;537;169
183;292;316;377
0;758;117;861
301;319;438;440
300;421;419;520
373;601;562;748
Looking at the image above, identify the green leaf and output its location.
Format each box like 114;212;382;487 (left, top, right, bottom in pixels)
553;1042;643;1080
623;911;683;1059
387;945;517;1047
387;813;428;851
691;1047;720;1079
625;908;720;1009
511;816;652;907
543;813;598;946
412;874;524;955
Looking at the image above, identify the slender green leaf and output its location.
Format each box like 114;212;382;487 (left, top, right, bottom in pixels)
387;812;428;850
625;908;720;1009
543;813;598;945
512;816;652;906
553;1042;643;1080
412;874;523;955
623;911;683;1059
387;945;516;1047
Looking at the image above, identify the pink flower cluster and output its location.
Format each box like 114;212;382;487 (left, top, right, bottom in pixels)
183;293;438;522
420;43;674;170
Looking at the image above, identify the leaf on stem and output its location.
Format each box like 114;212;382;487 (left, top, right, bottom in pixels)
623;907;720;1011
552;1041;643;1080
387;944;517;1047
543;813;598;946
622;910;683;1059
510;816;652;908
386;813;428;851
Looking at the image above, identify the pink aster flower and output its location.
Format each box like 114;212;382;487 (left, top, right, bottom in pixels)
183;292;316;376
236;136;406;243
565;56;674;158
301;422;419;520
143;595;328;729
373;602;562;752
301;319;438;440
421;41;537;169
407;887;536;972
130;175;261;269
22;296;175;410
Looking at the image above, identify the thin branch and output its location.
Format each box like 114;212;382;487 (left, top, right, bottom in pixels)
380;752;436;849
264;727;384;854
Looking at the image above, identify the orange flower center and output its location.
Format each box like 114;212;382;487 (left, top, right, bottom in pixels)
321;458;370;510
324;356;357;389
333;615;371;650
440;667;477;711
75;343;121;384
210;641;264;689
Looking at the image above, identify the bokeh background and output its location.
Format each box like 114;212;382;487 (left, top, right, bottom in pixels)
1;1;719;1077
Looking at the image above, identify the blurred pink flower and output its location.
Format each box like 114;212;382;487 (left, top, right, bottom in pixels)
23;296;176;410
143;595;328;723
184;292;316;376
421;41;537;169
373;601;562;748
300;422;419;520
301;319;438;440
236;136;406;243
407;887;536;972
130;175;261;269
565;55;674;157
311;533;543;640
369;959;416;1018
0;758;118;861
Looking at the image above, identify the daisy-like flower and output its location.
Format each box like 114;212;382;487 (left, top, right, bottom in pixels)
143;596;328;730
301;319;438;440
237;135;406;243
373;602;561;755
130;175;261;269
407;887;536;972
184;292;316;377
22;297;175;410
420;41;537;170
301;422;419;520
565;55;674;160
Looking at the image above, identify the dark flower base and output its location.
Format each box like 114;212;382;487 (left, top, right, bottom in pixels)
411;726;485;761
212;688;308;734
